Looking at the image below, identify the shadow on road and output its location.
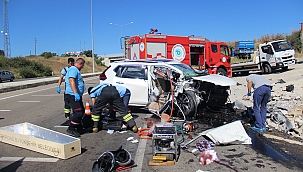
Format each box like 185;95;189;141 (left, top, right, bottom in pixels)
246;127;303;170
0;157;24;172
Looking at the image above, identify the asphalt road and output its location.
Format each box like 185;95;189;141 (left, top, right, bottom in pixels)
0;76;302;172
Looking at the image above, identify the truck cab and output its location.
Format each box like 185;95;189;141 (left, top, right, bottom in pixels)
191;42;231;77
259;40;296;72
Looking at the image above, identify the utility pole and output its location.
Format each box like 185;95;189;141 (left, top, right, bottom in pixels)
90;0;95;73
300;23;303;54
34;38;37;56
3;0;11;58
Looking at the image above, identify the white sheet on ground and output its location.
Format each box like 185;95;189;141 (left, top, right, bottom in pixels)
202;120;252;145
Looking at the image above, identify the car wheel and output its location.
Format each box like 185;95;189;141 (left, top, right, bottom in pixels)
10;77;14;82
176;91;197;118
217;68;227;76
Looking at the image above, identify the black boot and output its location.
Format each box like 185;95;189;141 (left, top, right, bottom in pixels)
127;120;138;133
65;113;70;121
66;126;80;137
92;122;99;133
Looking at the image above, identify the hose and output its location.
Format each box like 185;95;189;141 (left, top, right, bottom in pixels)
173;123;184;144
166;68;174;122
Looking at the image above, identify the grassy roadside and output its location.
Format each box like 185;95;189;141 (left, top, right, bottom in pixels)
25;56;107;76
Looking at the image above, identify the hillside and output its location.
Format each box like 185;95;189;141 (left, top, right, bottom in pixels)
25;56;107;76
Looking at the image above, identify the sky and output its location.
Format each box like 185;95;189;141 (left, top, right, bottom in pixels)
0;0;302;57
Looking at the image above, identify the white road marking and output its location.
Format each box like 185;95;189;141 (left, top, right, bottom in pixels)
32;94;61;96
0;81;91;101
0;110;11;112
0;157;59;162
0;87;54;101
18;101;40;103
54;126;68;128
132;139;147;172
132;117;149;172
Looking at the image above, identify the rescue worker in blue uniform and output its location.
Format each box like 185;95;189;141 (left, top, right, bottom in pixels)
246;74;271;132
56;57;74;120
88;84;137;133
65;58;86;137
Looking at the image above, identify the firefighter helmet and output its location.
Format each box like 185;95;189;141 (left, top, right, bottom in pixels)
92;151;115;172
112;146;132;166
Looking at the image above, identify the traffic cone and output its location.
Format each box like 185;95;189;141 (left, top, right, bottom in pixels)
85;100;91;115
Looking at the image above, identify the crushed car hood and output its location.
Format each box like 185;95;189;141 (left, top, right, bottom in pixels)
192;74;236;86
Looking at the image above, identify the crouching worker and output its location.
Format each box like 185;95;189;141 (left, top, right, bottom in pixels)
88;84;138;133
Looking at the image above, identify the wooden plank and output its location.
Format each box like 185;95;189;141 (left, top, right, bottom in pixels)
148;160;175;166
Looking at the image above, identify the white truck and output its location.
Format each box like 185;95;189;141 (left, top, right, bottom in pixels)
231;40;296;75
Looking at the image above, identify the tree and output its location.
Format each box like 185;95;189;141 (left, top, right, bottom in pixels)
40;52;53;59
286;30;302;53
83;50;97;58
0;50;4;56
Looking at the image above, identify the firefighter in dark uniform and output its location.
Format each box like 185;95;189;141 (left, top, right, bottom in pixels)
88;84;138;133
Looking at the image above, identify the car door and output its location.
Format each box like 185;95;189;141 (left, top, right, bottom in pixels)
112;64;149;106
4;71;10;80
2;71;8;80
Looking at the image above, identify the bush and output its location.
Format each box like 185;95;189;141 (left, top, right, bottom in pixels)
40;52;53;59
19;67;37;78
95;58;104;66
0;56;53;78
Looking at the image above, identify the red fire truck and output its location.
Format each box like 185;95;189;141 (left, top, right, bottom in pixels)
124;32;232;77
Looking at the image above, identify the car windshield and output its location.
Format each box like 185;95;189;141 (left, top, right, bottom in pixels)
271;41;293;52
170;63;204;79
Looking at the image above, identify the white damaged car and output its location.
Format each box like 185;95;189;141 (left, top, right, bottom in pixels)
100;59;236;118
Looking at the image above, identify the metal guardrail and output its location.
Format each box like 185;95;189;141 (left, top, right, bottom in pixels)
0;73;101;94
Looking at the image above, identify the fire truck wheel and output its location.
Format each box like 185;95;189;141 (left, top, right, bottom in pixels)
217;68;227;76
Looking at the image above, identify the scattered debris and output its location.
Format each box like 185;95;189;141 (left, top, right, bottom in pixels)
201;120;252;145
276;79;286;84
196;140;215;152
127;137;139;143
198;150;219;165
277;105;290;111
285;84;295;92
107;129;114;134
242;95;251;101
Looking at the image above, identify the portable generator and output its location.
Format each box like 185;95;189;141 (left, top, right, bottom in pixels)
152;123;177;161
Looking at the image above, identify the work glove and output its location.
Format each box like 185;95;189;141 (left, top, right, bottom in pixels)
56;87;61;94
247;92;252;96
75;93;80;101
